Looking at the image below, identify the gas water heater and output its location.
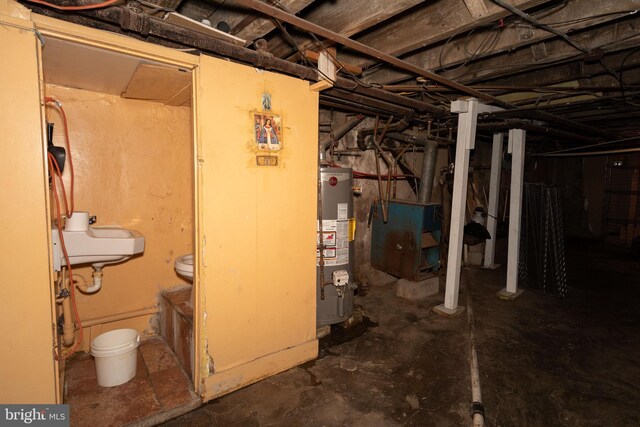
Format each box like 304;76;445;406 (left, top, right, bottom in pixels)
317;167;356;325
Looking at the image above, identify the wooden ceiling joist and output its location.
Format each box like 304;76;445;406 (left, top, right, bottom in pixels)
365;0;640;85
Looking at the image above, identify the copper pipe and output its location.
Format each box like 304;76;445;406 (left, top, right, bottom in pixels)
385;160;392;220
370;117;395;222
372;117;386;221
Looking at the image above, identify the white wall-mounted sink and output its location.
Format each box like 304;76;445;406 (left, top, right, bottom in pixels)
51;219;145;271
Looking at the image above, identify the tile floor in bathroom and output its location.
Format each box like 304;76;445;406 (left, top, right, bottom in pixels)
64;337;200;427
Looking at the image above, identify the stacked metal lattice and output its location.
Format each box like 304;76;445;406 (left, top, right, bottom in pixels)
519;183;568;297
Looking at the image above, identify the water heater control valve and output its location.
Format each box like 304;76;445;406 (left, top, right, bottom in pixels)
332;270;349;288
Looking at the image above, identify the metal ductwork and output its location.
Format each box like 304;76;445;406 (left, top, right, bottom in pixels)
319;115;366;161
385;130;439;204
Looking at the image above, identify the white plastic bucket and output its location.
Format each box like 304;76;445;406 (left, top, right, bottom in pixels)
91;329;140;387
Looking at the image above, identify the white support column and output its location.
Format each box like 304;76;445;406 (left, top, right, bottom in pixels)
497;128;526;299
483;132;503;269
434;98;480;316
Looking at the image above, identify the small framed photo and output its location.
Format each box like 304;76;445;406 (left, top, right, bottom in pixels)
254;112;282;151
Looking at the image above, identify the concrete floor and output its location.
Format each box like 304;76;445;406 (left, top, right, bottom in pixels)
163;240;640;426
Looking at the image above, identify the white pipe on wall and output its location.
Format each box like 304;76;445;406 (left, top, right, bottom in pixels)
80;306;159;327
61;293;75;347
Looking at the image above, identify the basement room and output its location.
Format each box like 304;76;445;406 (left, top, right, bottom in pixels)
1;0;639;425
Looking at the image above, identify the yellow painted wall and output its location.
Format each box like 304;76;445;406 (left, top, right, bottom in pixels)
45;85;193;349
197;56;318;398
0;20;58;403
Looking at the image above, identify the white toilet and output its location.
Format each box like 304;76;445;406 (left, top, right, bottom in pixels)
174;254;194;307
174;254;194;281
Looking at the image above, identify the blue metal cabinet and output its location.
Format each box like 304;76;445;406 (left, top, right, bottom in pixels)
371;200;442;281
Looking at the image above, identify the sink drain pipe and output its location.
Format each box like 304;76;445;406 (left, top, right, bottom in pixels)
464;268;485;427
75;268;103;294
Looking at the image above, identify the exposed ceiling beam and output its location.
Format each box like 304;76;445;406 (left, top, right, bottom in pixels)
476;120;598;144
323;88;416;117
198;0;249;32
365;0;640;84
382;84;639;93
340;0;551;69
186;0;313;41
462;0;490;19
234;0;510;106
489;48;640;87
29;4;443;116
235;0;622;139
440;15;640;85
234;0;314;41
267;0;426;58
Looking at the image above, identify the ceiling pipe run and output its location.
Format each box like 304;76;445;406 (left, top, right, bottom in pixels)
319;98;395;117
324;88;416;117
476;121;598;144
536;147;640;156
341;84;445;115
319;114;366;161
482;109;616;140
385;130;450;146
356;119;412;150
381;85;640;93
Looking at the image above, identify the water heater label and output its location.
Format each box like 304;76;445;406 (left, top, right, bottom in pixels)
317;219;349;266
337;203;348;220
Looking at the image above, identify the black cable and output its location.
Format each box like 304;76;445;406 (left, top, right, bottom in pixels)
447;50;583;81
619;47;640;106
438;22;502;72
533;135;640;156
271;17;360;91
490;0;622;85
489;0;589;53
538;11;638;27
269;0;384;91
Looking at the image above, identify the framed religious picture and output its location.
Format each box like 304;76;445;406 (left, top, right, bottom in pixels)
254;112;282;151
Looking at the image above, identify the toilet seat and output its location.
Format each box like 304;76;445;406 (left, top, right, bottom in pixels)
174;254;194;280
